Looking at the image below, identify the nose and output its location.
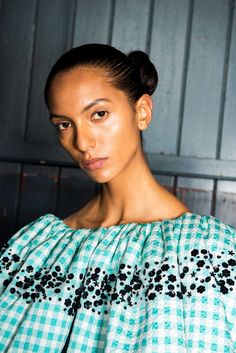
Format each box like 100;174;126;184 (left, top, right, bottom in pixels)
73;124;96;152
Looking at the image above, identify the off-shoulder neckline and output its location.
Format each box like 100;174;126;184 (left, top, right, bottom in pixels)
46;212;198;232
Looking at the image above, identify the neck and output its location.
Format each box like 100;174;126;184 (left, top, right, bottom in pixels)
93;149;173;226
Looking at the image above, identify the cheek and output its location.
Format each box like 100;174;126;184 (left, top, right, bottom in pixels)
57;133;71;148
102;112;139;157
57;132;78;158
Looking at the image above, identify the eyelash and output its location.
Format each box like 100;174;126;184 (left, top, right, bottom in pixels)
92;110;108;120
53;121;71;131
53;111;108;131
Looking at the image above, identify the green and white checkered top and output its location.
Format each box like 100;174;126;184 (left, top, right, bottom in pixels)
0;212;236;352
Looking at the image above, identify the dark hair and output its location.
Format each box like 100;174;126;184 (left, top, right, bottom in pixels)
44;43;158;148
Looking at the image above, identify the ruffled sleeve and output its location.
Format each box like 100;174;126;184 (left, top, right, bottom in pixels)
0;214;54;296
204;215;236;349
0;212;236;352
190;216;236;352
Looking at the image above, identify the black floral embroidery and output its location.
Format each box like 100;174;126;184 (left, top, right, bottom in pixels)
0;243;236;316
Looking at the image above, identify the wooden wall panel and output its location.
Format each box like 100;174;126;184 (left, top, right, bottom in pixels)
220;6;236;160
111;0;150;51
0;0;36;142
25;0;75;145
0;0;235;234
215;181;236;228
0;162;21;246
17;164;59;229
176;177;214;215
145;0;190;155
57;167;97;219
73;0;113;46
180;0;229;158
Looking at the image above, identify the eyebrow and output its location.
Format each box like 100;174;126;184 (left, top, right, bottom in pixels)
49;98;112;120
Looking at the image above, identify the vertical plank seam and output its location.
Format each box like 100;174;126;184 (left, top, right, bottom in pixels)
52;166;60;215
145;0;155;55
211;179;217;216
15;163;25;231
173;176;178;197
176;0;194;156
68;0;78;48
22;0;39;143
214;0;235;219
141;0;154;151
215;0;235;159
175;0;194;201
55;166;62;216
108;0;116;45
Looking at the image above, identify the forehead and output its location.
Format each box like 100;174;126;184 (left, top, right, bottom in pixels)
50;67;113;94
48;66;130;113
49;67;121;106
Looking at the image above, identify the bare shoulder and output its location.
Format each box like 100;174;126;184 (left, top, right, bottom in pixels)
62;212;82;229
62;185;190;229
153;183;191;220
62;198;97;229
63;208;92;229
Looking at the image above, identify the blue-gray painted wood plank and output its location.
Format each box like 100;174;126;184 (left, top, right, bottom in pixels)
220;6;236;160
176;177;213;214
57;167;97;219
1;146;236;180
0;162;21;246
215;180;236;228
111;0;150;51
25;0;75;145
180;0;228;158
146;153;236;180
17;164;59;229
0;0;36;142
73;0;112;45
0;0;236;232
145;0;189;155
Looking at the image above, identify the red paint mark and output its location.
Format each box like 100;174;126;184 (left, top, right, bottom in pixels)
19;173;26;192
51;175;59;183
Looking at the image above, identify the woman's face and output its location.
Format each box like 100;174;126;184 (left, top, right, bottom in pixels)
48;67;143;183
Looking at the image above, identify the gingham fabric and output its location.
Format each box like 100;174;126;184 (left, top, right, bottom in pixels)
0;212;236;353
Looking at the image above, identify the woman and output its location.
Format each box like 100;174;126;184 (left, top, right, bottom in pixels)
0;44;235;352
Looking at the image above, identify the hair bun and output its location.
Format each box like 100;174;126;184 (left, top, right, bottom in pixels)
127;50;158;95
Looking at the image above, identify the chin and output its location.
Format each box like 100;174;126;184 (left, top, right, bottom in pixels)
88;173;112;184
83;168;119;184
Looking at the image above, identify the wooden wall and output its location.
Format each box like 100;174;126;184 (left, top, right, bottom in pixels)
0;0;235;245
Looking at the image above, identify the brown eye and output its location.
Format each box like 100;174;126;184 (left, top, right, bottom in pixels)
53;121;71;131
92;111;108;120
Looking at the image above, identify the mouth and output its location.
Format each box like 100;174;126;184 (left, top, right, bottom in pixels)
81;158;108;171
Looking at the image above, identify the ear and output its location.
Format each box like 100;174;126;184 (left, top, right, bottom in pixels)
135;94;153;131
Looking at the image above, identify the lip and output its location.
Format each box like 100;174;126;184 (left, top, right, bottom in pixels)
82;158;108;171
